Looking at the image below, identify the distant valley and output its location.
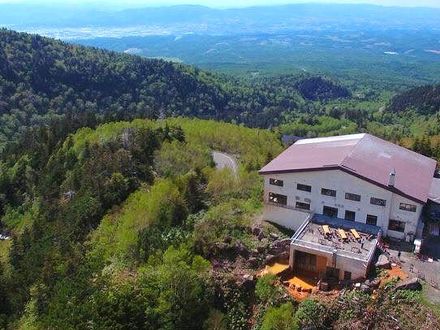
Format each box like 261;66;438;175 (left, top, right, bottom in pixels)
76;30;440;87
1;4;439;87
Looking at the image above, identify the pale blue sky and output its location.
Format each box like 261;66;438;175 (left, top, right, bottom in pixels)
0;0;439;8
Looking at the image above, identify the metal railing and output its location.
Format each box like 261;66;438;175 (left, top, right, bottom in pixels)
292;238;373;262
291;213;314;241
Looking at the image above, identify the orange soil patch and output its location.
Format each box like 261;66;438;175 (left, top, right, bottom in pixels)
286;275;316;290
260;262;290;276
287;287;311;301
380;266;409;287
284;274;318;301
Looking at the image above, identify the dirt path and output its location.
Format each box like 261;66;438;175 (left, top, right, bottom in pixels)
212;151;238;175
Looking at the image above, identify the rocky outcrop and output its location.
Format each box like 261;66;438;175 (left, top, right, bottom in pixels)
395;278;422;291
241;274;256;290
359;283;371;293
247;257;259;268
211;240;253;259
265;254;278;265
364;278;381;289
251;225;265;240
269;238;291;255
277;251;290;263
234;241;250;258
375;254;391;269
269;232;280;240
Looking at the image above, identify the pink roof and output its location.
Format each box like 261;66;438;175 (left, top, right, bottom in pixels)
260;133;437;203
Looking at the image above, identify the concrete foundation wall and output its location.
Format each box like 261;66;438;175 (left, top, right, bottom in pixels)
263;204;310;230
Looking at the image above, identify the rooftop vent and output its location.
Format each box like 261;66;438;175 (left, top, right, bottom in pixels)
388;169;396;187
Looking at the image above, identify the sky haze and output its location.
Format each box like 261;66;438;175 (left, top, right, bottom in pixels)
0;0;439;8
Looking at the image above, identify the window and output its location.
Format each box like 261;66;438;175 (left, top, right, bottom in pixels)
366;214;378;226
269;178;283;187
296;202;310;210
323;206;338;218
370;197;386;207
297;183;311;192
399;203;417;212
321;188;336;197
345;210;356;221
344;271;352;281
345;192;361;202
269;192;287;205
388;219;406;233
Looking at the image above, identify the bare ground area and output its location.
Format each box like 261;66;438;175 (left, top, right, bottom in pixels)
386;235;440;304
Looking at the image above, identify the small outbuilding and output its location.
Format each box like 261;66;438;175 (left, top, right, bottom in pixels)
289;214;380;281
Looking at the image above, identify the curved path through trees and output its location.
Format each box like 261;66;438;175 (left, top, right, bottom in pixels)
212;151;238;175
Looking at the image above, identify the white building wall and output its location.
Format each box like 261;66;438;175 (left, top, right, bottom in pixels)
388;193;423;240
263;169;423;239
334;255;368;280
262;204;310;230
290;244;368;280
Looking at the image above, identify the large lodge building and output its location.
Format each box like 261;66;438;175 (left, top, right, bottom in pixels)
259;133;440;281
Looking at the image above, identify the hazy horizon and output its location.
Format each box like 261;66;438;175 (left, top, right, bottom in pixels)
0;0;440;9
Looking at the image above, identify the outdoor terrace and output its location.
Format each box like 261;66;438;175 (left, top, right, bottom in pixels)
292;214;381;262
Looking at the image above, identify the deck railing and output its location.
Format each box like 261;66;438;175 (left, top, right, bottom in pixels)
292;238;373;262
291;213;314;241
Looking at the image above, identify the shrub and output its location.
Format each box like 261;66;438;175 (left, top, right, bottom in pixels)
206;168;239;203
261;302;299;330
204;309;228;330
154;140;211;177
255;274;279;303
193;200;251;257
295;299;327;329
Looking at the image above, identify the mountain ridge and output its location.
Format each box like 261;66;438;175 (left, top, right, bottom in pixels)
0;29;305;146
1;3;439;29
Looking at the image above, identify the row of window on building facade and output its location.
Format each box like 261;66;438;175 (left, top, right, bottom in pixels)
268;178;412;233
268;178;417;212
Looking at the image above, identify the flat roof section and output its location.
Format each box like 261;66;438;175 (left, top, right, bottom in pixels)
312;214;381;236
292;214;380;262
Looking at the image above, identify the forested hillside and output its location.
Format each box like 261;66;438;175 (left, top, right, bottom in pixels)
0;117;437;329
0;29;300;147
6;28;431;154
0;117;284;328
1;27;440;329
387;84;440;115
0;29;368;149
293;76;351;101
